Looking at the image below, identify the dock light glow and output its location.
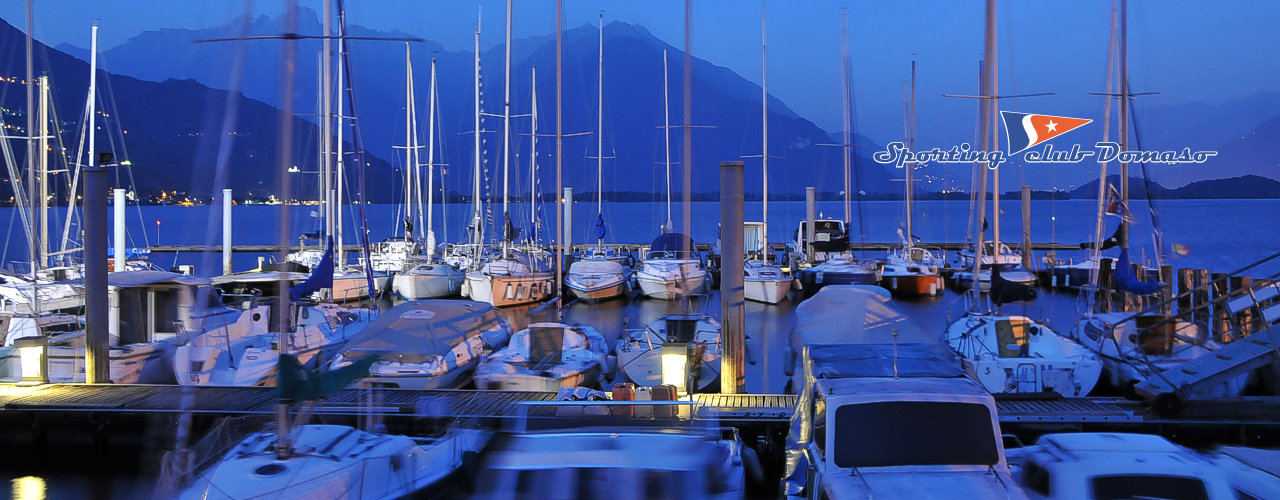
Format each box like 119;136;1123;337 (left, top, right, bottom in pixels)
661;346;686;390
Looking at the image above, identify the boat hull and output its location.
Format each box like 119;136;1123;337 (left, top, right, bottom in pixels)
393;268;465;299
744;277;792;304
465;273;555;307
881;273;944;297
796;269;878;297
474;365;601;392
564;280;627;301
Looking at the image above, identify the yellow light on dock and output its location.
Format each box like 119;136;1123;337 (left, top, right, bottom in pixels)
15;337;47;384
660;344;686;391
12;476;46;500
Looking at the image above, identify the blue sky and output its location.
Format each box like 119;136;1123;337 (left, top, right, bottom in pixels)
3;0;1278;149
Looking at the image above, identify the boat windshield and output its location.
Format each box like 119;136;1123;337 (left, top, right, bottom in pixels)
833;401;999;468
1090;474;1208;500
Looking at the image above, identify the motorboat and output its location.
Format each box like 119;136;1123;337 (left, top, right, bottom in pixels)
634;233;708;300
475;322;609;391
328;300;512;389
744;260;792;304
392;262;465;299
794;256;881;298
1008;432;1241;499
880;248;944;297
615;313;721;392
944;313;1102;396
564;257;627;302
179;424;489;500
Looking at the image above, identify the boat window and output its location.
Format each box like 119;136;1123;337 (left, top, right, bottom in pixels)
833;401;999;468
152;287;182;336
1021;461;1052;496
665;318;699;344
1090;474;1208;500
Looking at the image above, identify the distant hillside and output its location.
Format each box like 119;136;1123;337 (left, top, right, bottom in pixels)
63;10;896;199
1069;174;1280;199
0;17;398;203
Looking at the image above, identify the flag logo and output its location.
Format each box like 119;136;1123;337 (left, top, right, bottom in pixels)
1000;111;1092;154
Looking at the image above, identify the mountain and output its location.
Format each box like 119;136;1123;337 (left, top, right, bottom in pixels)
1068;174;1280;199
68;10;895;199
0;17;398;203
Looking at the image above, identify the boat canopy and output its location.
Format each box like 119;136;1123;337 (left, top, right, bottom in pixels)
567;260;622;275
338;300;510;364
106;270;210;288
649;233;697;257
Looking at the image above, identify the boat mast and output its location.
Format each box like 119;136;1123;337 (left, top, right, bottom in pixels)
760;0;769;262
596;12;604;247
403;43;415;240
335;28;346;265
501;0;512;258
426;57;437;259
989;0;1001;268
322;0;333;253
839;10;852;226
530;66;538;236
38;74;48;268
969;0;996;310
25;0;37;279
470;10;483;264
1118;0;1129;251
663;49;672;231
906;59;916;250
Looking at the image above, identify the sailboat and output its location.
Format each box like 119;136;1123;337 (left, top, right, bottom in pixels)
1067;0;1243;398
944;0;1101;397
634;50;708;301
391;49;465;300
882;61;945;298
615;313;722;392
463;1;555;308
743;2;792;305
565;14;628;302
475;322;609;391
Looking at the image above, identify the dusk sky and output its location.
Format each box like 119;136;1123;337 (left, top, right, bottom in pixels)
3;1;1277;154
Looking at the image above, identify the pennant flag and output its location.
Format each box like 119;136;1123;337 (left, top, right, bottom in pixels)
276;353;377;404
1171;243;1191;256
1104;184;1134;222
1000;111;1092;154
288;238;334;301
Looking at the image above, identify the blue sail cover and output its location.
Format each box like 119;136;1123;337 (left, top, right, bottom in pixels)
594;214;608;240
649;232;697;256
288;239;334;301
276;352;376;403
1116;247;1161;295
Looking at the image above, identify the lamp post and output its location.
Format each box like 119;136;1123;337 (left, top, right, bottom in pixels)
15;336;48;384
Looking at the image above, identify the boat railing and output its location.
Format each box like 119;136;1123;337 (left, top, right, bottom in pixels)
1105;250;1280;387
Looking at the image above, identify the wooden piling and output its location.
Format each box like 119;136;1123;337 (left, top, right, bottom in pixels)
1131;262;1145;311
1194;269;1211;326
1177;268;1194;321
1231;276;1253;338
1159;265;1173;315
1211;272;1231;342
1098;257;1115;313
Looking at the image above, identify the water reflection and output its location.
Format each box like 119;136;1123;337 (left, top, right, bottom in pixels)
11;476;45;500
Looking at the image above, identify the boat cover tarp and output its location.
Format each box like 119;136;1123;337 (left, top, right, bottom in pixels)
338;300;510;364
806;343;964;379
789;285;924;358
289;240;334;301
649;232;697;255
276;352;377;403
567;260;623;275
1116;247;1162;295
106;270;210;287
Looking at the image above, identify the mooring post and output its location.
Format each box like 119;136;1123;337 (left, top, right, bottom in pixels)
1158;265;1173;315
1098;257;1114;313
84;153;110;384
1020;185;1031;269
222;188;233;275
720;161;745;394
1177;268;1194;320
113;189;125;272
1211;272;1230;342
805;187;816;265
1230;276;1253;337
1194;269;1211;326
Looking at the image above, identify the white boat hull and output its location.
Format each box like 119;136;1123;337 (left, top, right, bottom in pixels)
744;277;791;304
635;273;706;300
393;267;465;299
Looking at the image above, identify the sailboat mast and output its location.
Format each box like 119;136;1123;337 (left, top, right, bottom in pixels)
38;75;48;268
322;0;333;249
25;0;37;277
1119;0;1129;251
530;66;538;233
409;47;426;242
471;13;483;262
989;0;1001;268
596;11;604;244
907;60;916;248
426;57;437;259
760;0;769;261
404;43;414;239
839;10;852;226
663;49;672;230
336;33;346;264
501;0;512;256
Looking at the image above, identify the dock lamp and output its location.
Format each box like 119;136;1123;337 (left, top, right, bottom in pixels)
661;343;687;391
15;336;49;384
